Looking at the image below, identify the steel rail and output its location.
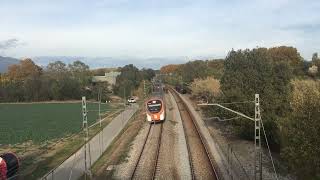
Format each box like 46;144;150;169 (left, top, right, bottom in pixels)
152;123;163;179
170;88;219;180
130;122;163;180
130;124;152;179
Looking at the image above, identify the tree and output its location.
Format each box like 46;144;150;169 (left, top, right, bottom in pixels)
113;64;155;98
219;48;292;148
140;68;155;81
311;52;320;78
90;82;110;102
160;64;180;74
207;59;224;79
114;64;141;98
45;61;72;100
282;80;320;179
268;46;304;76
177;60;209;83
47;61;68;74
6;58;42;101
312;52;318;62
68;60;91;86
7;58;42;81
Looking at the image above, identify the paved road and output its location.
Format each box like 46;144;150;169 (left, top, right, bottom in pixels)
43;104;139;180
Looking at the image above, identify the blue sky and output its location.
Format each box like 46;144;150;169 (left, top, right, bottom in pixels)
1;0;320;63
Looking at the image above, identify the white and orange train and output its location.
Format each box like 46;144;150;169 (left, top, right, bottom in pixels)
146;97;166;122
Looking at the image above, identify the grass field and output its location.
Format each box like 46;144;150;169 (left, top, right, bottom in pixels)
0;102;120;145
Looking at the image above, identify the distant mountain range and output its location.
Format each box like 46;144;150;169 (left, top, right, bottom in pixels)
0;55;219;72
32;56;190;69
0;56;19;72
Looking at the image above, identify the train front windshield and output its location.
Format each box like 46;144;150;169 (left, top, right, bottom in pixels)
147;100;162;113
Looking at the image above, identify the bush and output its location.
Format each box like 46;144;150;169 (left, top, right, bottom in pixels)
190;76;221;101
281;80;320;179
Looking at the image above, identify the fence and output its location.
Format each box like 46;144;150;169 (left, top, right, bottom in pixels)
203;119;251;180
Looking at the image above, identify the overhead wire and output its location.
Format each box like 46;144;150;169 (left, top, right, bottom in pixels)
214;101;254;105
261;118;279;180
203;116;240;121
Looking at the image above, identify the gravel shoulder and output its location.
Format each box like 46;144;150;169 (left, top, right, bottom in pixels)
154;93;191;180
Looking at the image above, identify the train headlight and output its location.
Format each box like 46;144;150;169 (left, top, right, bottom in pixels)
147;114;152;121
160;113;164;120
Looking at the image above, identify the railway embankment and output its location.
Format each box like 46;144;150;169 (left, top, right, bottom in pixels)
177;92;230;180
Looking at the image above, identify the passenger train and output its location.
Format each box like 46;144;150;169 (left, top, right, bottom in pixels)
146;79;166;122
146;97;165;122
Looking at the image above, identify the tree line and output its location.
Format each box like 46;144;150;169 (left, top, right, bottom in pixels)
0;59;156;103
160;59;224;85
161;46;320;179
0;59;94;102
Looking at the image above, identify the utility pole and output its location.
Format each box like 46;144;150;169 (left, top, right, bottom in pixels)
82;96;91;180
198;94;262;180
254;94;262;180
122;88;126;126
143;80;146;100
98;87;102;127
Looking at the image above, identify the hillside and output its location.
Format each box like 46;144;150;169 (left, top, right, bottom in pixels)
0;56;19;72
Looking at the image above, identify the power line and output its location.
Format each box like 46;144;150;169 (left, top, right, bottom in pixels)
203;116;240;121
261;118;279;180
213;101;254;105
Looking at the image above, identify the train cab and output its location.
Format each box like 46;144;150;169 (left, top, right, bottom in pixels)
146;98;165;122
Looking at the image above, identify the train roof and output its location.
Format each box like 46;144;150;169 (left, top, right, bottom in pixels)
146;95;164;102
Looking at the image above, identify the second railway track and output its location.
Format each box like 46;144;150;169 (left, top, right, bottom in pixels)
170;88;219;180
131;122;163;180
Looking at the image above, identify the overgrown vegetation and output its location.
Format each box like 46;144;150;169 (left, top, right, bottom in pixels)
190;76;221;101
281;80;320;179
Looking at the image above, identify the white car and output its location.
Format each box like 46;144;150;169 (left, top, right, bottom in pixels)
128;98;136;103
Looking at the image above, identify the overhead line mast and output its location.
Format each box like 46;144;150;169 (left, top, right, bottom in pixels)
82;96;92;180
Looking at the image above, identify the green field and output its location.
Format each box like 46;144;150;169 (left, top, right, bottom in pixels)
0;102;118;144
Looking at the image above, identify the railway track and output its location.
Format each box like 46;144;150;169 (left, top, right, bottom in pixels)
170;88;219;180
130;122;163;180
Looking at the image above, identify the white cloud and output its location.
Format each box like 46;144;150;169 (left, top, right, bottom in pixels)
0;0;319;60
